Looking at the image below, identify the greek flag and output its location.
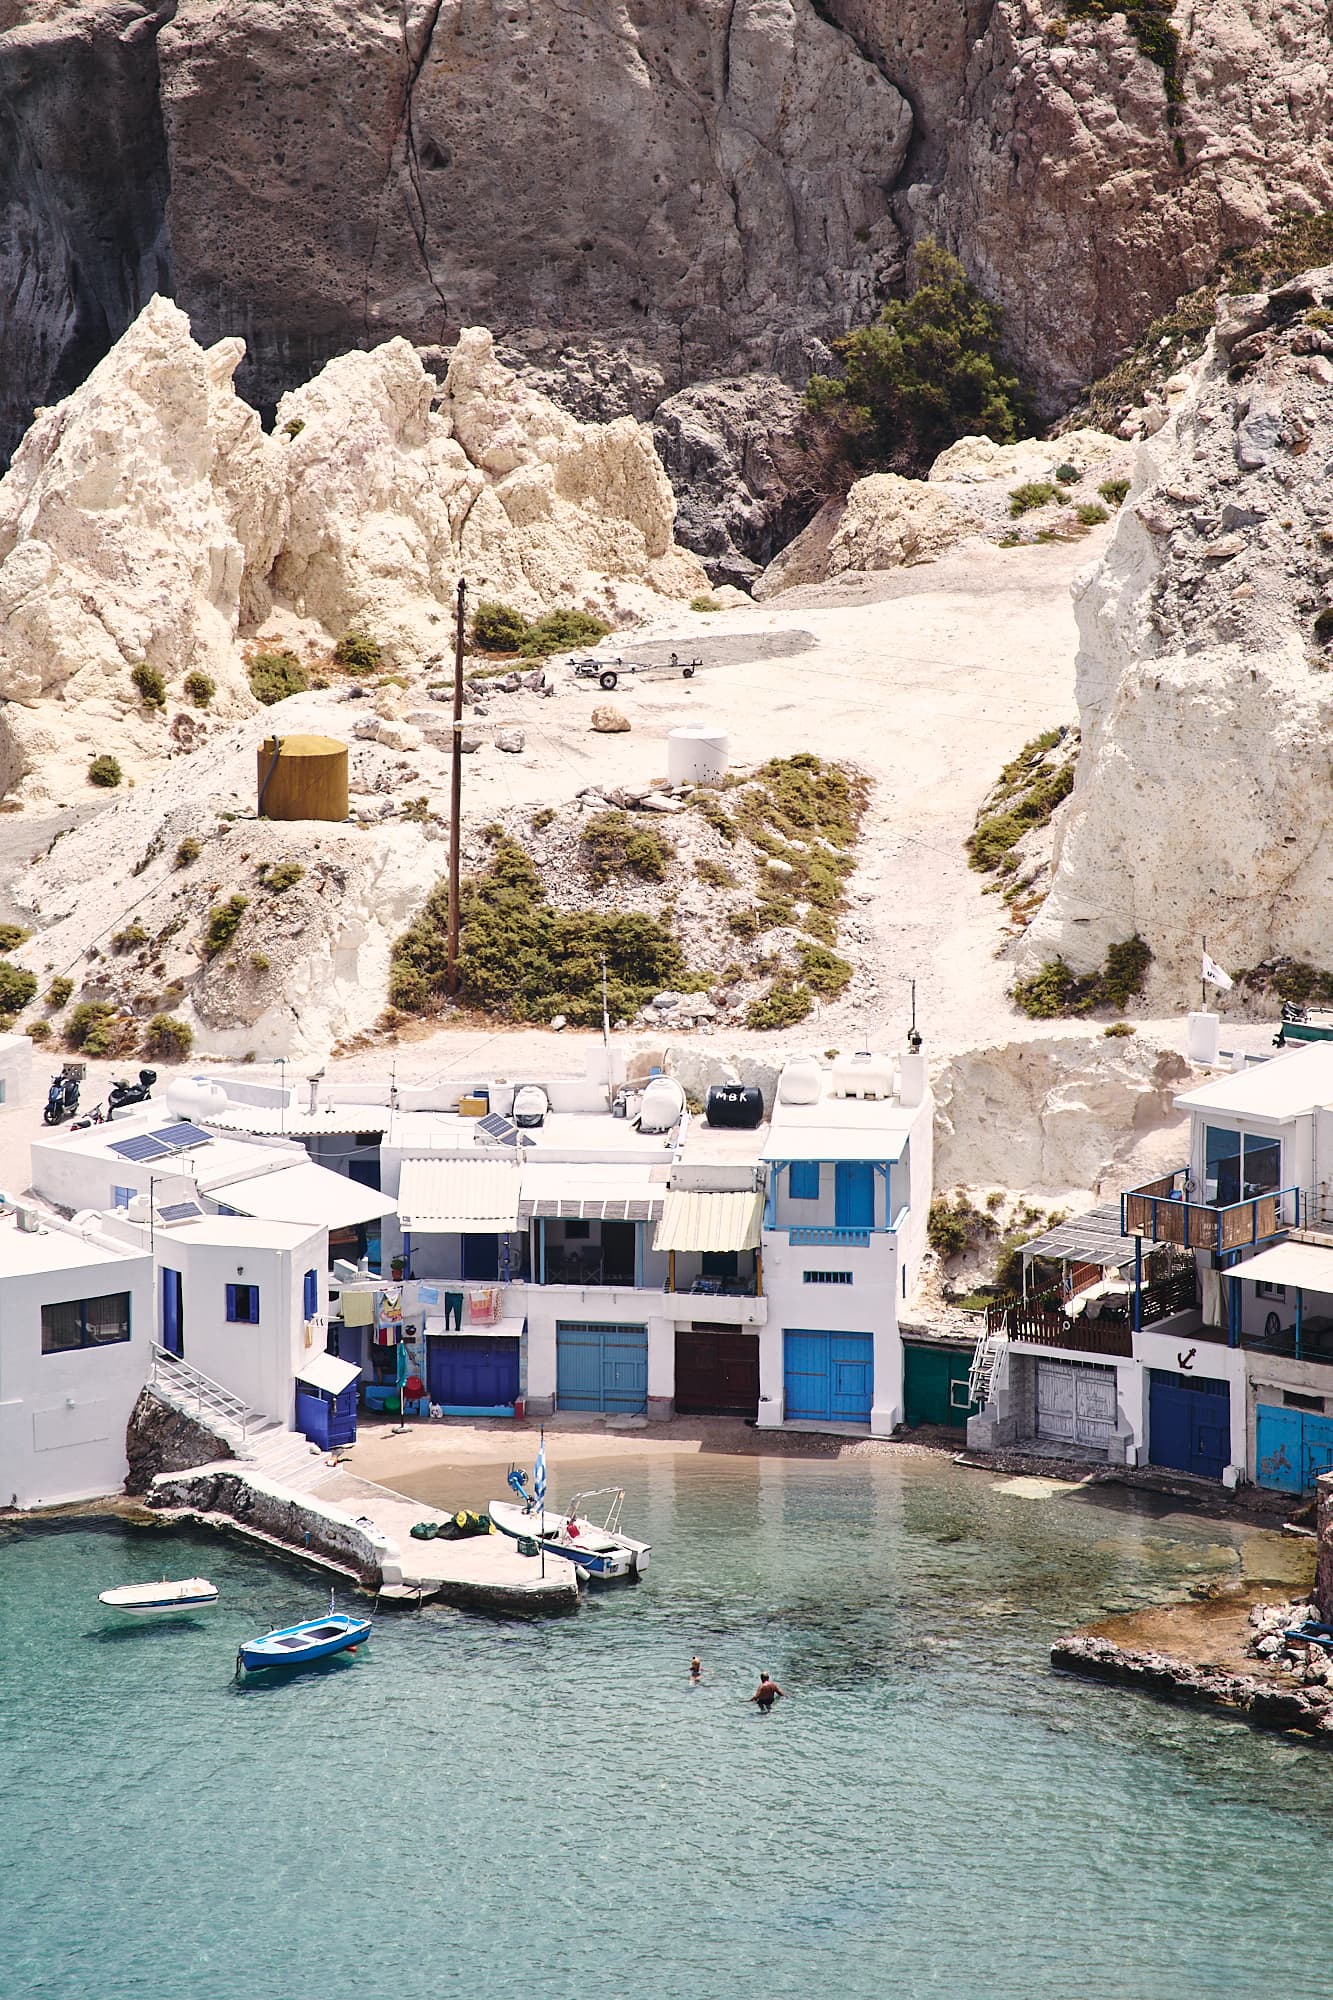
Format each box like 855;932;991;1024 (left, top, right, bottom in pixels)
534;1434;547;1510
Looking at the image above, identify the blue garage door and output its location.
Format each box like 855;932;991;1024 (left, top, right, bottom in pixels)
1148;1370;1231;1481
1255;1403;1333;1493
784;1330;873;1425
427;1336;520;1415
556;1322;648;1415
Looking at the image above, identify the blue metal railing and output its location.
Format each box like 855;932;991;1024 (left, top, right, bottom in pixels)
787;1226;872;1248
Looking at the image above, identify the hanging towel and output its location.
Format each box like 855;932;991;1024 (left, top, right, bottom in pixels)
340;1290;375;1327
417;1284;440;1307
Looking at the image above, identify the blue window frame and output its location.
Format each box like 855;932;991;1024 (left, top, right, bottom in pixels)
111;1186;135;1210
303;1267;319;1319
225;1283;260;1324
789;1161;820;1200
41;1292;132;1353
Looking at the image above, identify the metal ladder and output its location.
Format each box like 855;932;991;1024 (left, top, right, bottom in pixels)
967;1326;1008;1412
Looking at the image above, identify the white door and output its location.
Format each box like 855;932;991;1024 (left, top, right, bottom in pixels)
1036;1360;1116;1447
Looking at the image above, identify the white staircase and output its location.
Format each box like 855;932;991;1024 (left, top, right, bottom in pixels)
967;1325;1008;1412
148;1347;341;1496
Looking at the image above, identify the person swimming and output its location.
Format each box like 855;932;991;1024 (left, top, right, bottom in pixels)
748;1672;784;1710
690;1656;702;1681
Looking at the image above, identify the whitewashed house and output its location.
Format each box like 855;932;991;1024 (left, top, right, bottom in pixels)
0;1030;33;1116
0;1204;152;1509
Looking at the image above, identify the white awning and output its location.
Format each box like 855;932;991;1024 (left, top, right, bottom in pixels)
296;1351;362;1395
518;1161;667;1222
761;1125;908;1164
1233;1242;1333;1292
424;1315;526;1342
210;1161;397;1229
397;1157;523;1233
654;1189;763;1254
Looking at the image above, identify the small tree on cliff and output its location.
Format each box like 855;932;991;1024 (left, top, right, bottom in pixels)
805;241;1030;471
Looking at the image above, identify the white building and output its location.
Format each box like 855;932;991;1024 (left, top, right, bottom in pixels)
0;1205;152;1509
0;1031;33;1116
760;1050;933;1436
971;1037;1333;1493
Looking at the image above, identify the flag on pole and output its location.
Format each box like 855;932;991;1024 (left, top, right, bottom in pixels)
534;1432;547;1510
1202;952;1233;992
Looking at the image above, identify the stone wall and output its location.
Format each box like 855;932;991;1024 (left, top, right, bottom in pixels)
1317;1472;1333;1620
148;1463;388;1584
124;1385;234;1495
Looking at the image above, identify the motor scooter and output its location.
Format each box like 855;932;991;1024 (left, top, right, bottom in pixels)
107;1067;157;1112
42;1065;83;1126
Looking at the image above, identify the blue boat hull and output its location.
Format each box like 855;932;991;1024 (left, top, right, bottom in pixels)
238;1615;372;1674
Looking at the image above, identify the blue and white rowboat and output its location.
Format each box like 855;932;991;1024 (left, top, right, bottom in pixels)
236;1591;371;1675
99;1577;218;1615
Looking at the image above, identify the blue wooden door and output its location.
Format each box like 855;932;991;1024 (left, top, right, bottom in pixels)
556;1322;648;1414
160;1267;183;1357
784;1330;873;1424
1148;1370;1230;1480
1256;1404;1304;1491
834;1162;874;1230
427;1336;520;1414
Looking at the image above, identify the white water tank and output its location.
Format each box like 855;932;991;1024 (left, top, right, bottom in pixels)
777;1056;822;1106
639;1076;686;1132
1186;1011;1220;1065
666;725;729;788
832;1051;893;1100
164;1076;228;1121
512;1084;549;1128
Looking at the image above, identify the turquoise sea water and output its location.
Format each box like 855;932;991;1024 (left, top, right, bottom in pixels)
2;1451;1332;2000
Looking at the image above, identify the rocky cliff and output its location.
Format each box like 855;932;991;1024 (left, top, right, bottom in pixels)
3;0;1331;506
1025;267;1333;1000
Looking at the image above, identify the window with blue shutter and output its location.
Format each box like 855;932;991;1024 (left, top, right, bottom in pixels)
789;1161;820;1200
225;1283;259;1324
303;1268;319;1319
112;1186;135;1210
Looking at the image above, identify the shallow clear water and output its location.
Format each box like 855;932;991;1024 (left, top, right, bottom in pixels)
2;1452;1330;2000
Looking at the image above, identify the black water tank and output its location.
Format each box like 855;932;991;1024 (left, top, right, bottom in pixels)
705;1083;764;1129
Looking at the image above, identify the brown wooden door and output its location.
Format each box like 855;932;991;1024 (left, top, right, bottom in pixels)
674;1325;759;1418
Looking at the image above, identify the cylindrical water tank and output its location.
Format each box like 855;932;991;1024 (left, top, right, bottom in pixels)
705;1083;764;1129
833;1051;894;1100
640;1076;686;1132
777;1057;822;1106
1186;1011;1220;1065
257;735;349;822
666;726;729;788
512;1085;549;1128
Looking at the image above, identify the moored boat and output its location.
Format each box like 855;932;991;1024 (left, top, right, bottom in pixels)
236;1591;371;1675
488;1483;650;1581
98;1577;218;1615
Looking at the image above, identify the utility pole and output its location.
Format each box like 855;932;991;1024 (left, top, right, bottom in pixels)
446;576;467;996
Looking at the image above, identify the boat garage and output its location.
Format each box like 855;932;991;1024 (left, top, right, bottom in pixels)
556;1321;649;1415
783;1329;873;1426
674;1324;759;1418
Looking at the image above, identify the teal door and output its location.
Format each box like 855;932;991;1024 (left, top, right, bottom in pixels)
556;1322;648;1414
784;1330;873;1424
1256;1403;1333;1492
834;1162;874;1230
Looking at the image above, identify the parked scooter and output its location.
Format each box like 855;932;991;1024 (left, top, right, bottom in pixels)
43;1065;83;1126
106;1067;157;1112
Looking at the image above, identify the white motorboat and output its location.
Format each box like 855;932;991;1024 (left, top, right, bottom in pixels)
98;1577;219;1615
488;1485;651;1581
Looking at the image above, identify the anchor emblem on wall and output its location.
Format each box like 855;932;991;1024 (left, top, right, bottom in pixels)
1177;1347;1197;1371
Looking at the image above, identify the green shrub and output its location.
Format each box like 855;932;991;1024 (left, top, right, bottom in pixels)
690;595;722;613
1011;959;1100;1019
1102;934;1152;1008
27;1017;51;1043
249;650;308;705
727;908;760;940
202;895;249;958
531;807;556;832
401;797;431;823
0;963;36;1013
131;661;166;709
928;1199;971;1259
805;241;1029;470
694;857;736;889
46;976;73;1009
144;1013;194;1060
967;737;1074;872
175;838;201;869
1104;1021;1136;1037
745;980;813;1030
250;952;271;974
88;754;122;788
1061;0;1183;110
183;670;215;708
754;898;795;933
471;602;530;654
1009;480;1058;517
581;812;674;888
801;909;838;946
388;835;703;1026
111;923;148;953
1054;462;1081;484
282;417;305;438
796;941;853;998
333;631;383;673
0;923;30;952
1075;502;1110;526
518;608;611;658
66;1000;117;1049
258;860;305;893
693;794;737;843
1098;476;1131;506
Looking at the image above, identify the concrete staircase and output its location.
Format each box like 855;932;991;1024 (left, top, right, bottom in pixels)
148;1346;342;1496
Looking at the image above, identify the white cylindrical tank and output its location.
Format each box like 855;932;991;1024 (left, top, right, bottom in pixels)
1186;1011;1220;1064
666;726;729;788
777;1057;822;1106
832;1051;894;1100
163;1077;229;1121
512;1085;549;1128
639;1076;686;1132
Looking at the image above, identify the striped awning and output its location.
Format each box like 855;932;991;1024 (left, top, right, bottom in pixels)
518;1162;667;1223
396;1157;522;1233
653;1189;764;1254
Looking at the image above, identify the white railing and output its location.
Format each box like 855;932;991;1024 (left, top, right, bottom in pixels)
149;1344;254;1442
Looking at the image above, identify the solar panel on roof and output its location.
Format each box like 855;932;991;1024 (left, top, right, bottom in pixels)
108;1133;170;1163
475;1112;536;1150
151;1121;213;1151
157;1201;203;1223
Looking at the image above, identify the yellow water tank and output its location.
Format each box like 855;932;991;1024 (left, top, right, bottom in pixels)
256;735;349;822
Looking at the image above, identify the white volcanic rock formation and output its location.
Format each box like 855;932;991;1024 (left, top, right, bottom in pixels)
1025;268;1333;1001
0;302;712;799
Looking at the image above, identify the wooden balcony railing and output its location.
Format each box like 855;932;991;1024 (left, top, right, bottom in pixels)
1121;1169;1297;1250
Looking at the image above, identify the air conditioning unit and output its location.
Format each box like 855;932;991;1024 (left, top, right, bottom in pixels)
15;1205;41;1233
